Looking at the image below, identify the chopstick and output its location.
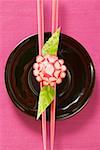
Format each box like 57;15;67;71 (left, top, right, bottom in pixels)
51;0;58;34
50;0;58;150
37;1;47;150
37;0;44;53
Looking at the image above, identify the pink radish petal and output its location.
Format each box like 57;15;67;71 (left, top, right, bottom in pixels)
39;63;44;71
43;77;49;82
59;59;64;65
60;72;66;78
39;72;44;79
36;76;42;82
33;70;39;76
33;63;38;69
54;61;61;69
54;70;60;78
56;78;62;84
48;56;58;63
43;60;49;66
45;64;54;76
49;77;56;82
50;82;55;86
43;81;49;86
44;73;51;78
61;65;67;71
36;55;44;62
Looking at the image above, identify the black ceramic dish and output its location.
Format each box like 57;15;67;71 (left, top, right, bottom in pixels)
5;33;95;120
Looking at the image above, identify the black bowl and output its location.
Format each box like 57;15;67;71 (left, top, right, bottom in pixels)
5;33;95;120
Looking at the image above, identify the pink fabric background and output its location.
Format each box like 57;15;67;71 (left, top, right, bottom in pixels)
0;0;100;150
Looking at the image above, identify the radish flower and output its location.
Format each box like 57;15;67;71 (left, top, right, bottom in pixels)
33;55;67;86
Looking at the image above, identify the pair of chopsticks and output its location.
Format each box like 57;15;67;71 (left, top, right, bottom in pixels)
37;0;58;150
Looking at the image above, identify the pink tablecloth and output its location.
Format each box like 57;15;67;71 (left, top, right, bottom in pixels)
0;0;100;150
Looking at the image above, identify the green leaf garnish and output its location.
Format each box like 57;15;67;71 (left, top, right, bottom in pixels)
37;85;55;119
42;27;60;56
36;28;60;119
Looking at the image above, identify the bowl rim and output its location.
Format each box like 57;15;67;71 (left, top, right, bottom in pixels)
4;32;95;120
